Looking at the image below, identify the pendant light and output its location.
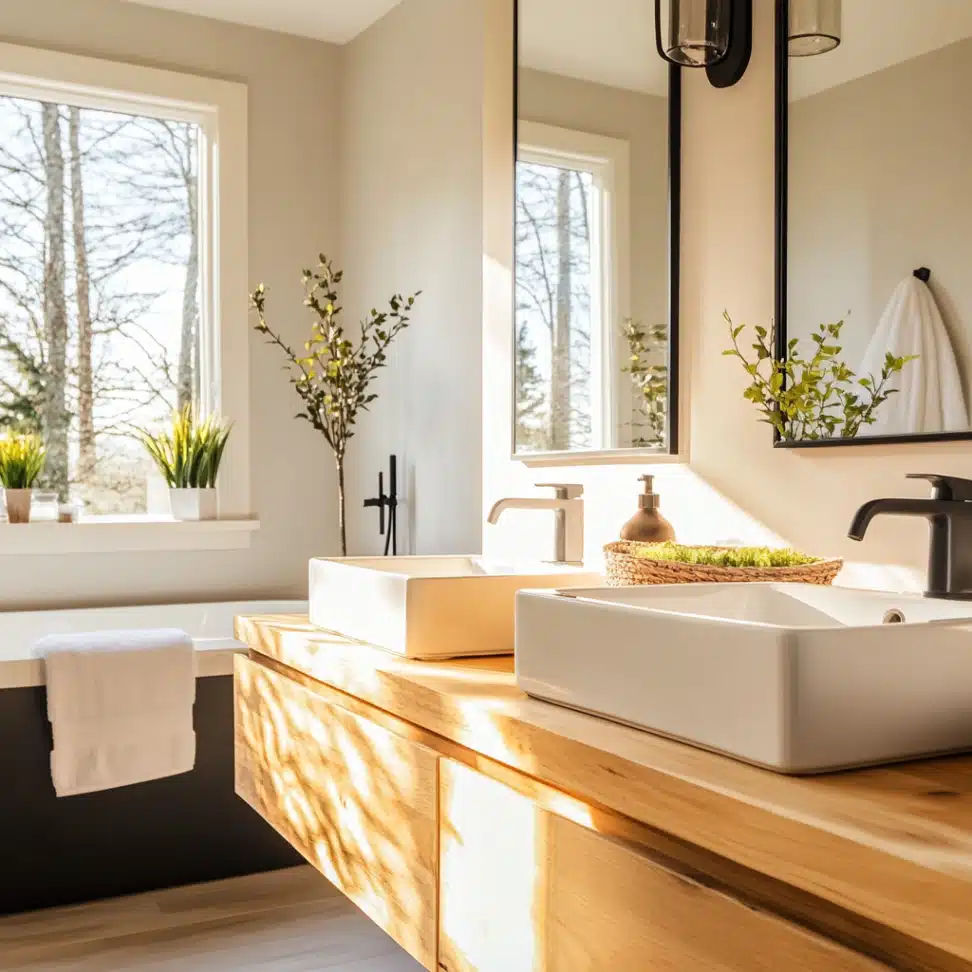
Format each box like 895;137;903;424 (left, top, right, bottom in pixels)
789;0;842;57
654;0;752;88
655;0;729;67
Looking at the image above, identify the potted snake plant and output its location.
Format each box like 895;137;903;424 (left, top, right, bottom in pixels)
139;406;232;521
0;433;46;523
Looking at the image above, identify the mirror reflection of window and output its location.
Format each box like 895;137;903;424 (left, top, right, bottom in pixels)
515;137;605;454
515;0;675;458
515;159;596;453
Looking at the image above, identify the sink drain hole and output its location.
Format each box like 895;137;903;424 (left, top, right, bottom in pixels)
882;609;907;624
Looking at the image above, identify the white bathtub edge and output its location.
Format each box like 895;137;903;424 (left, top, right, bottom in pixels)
3;646;246;691
0;599;307;691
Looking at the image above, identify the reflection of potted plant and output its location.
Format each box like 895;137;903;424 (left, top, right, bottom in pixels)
0;434;46;523
251;256;420;556
622;319;668;447
139;406;232;521
724;313;917;440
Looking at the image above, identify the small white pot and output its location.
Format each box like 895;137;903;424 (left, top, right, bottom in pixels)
169;488;218;521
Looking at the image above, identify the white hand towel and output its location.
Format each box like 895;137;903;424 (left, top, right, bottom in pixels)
33;628;196;798
858;275;969;435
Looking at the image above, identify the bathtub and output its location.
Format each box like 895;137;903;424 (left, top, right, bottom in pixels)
0;599;308;915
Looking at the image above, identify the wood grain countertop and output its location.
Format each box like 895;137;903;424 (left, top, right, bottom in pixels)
237;615;972;972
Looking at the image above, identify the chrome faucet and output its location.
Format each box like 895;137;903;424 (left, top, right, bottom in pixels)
848;473;972;600
487;484;584;565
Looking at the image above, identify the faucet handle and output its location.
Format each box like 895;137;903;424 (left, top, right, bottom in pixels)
537;483;584;500
907;474;972;502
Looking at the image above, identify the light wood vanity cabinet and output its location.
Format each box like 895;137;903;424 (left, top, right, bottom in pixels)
438;760;888;972
233;656;438;969
233;634;937;972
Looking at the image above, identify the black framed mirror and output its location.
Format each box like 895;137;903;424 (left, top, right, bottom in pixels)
513;0;681;461
776;0;972;448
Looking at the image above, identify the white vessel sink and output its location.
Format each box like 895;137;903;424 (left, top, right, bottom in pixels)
516;583;972;774
309;556;602;660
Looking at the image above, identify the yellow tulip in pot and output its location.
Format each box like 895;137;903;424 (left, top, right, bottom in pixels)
0;434;47;524
139;406;232;521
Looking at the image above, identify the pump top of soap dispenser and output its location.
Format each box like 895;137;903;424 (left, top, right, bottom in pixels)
620;474;675;543
637;475;660;510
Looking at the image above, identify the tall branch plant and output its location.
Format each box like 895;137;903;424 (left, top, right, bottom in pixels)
251;257;419;556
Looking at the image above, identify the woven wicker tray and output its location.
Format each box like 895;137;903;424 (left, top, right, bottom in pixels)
603;541;843;588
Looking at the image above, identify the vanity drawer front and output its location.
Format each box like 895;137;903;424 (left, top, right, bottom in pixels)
439;760;888;972
234;655;438;970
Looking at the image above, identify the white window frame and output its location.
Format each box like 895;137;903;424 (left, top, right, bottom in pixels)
516;120;631;453
0;42;252;553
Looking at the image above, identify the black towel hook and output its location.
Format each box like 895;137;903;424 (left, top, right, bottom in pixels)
914;267;931;283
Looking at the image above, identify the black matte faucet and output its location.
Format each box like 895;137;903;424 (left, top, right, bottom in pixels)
848;474;972;600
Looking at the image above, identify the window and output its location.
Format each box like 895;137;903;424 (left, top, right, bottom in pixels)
514;122;630;455
0;43;248;521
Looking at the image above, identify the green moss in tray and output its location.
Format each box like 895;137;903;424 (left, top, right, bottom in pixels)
629;542;821;569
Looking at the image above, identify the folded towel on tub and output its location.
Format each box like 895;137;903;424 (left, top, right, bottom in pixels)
32;628;196;797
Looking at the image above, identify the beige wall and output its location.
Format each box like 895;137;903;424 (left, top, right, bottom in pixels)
518;68;669;443
485;0;966;590
789;38;972;401
340;0;484;557
0;0;341;608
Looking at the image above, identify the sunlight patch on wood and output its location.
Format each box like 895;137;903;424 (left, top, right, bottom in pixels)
439;760;545;971
234;655;438;969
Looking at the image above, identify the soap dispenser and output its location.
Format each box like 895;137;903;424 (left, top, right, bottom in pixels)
620;475;675;543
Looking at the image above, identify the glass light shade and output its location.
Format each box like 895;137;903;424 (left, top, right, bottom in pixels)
789;0;841;57
657;0;730;68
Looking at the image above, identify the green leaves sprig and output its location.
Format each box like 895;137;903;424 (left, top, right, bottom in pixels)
139;405;232;489
622;318;668;448
250;256;420;465
723;313;917;441
0;433;46;489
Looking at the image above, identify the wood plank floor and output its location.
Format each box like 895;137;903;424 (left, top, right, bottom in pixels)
0;867;424;971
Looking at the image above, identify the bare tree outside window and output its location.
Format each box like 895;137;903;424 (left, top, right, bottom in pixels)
515;159;594;453
0;95;201;513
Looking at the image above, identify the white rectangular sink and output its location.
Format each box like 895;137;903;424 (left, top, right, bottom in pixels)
309;556;602;660
516;583;972;774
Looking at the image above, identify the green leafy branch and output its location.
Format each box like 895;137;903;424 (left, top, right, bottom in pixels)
250;254;421;555
251;257;419;467
723;312;917;441
622;318;668;448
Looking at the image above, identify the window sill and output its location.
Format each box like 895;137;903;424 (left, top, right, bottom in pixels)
0;517;260;555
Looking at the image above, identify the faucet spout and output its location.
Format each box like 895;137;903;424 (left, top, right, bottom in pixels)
847;479;972;599
486;485;584;564
487;499;509;525
488;497;562;524
847;498;952;542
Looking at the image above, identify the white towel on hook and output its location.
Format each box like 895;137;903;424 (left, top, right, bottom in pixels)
33;628;196;798
858;274;968;435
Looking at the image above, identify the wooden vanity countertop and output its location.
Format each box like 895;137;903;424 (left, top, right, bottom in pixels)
237;615;972;970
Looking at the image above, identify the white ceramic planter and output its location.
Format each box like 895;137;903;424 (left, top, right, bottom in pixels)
169;488;217;521
4;489;31;524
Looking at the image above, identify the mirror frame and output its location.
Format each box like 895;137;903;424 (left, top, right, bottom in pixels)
512;0;682;464
774;1;972;449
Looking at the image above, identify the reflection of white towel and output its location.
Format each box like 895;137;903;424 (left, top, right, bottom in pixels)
33;629;196;798
858;276;968;435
